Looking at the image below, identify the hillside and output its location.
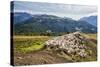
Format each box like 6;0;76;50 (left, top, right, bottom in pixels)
79;16;97;27
11;12;33;24
14;32;97;65
12;13;97;35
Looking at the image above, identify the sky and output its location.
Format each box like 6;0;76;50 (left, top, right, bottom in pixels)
12;1;97;20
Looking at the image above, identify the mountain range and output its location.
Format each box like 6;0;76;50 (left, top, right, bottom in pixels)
79;16;97;26
11;12;97;35
11;12;32;24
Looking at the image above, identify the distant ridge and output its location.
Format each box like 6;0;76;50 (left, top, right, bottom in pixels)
12;12;97;35
79;15;97;27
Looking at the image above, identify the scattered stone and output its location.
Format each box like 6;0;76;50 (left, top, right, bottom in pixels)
44;32;91;57
17;57;23;60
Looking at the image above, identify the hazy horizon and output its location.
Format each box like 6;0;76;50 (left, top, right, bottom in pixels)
11;1;97;20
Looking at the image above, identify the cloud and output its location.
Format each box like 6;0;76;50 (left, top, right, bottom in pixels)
12;1;97;20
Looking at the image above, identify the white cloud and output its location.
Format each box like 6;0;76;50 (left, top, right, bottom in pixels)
13;1;97;20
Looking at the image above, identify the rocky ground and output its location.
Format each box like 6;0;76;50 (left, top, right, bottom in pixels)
14;32;97;66
45;32;94;57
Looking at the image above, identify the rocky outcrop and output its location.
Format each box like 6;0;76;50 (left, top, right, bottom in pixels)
44;32;93;58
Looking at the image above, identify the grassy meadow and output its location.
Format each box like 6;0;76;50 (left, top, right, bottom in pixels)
13;36;52;53
13;33;97;53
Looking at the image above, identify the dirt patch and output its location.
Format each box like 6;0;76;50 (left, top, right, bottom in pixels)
13;32;97;66
14;50;71;66
90;39;97;44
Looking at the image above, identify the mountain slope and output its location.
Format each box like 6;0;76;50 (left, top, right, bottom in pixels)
13;13;97;35
11;12;33;24
79;16;97;27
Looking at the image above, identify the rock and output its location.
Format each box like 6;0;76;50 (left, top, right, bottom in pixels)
44;32;91;57
17;57;23;60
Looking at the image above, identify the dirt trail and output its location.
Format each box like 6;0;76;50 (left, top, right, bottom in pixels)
14;50;71;66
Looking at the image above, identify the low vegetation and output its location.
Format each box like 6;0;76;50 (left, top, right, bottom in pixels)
13;36;52;53
13;33;97;65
